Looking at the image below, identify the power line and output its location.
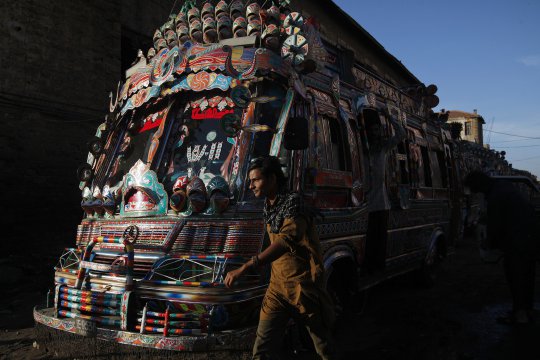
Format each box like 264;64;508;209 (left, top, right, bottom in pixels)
483;129;540;139
486;117;495;144
490;138;540;144
511;155;540;162
501;144;540;149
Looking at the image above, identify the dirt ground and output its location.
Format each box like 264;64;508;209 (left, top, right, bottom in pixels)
1;236;539;360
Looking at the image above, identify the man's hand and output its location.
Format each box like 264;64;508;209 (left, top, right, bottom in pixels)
224;243;287;288
224;264;248;288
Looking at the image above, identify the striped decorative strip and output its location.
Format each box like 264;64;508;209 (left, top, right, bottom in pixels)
59;293;121;307
171;221;264;254
141;280;224;287
76;223;101;247
167;328;204;335
171;254;247;260
136;325;164;333
138;318;204;328
75;236;134;291
96;236;124;243
57;269;78;274
59;300;120;316
145;311;209;319
55;277;126;293
60;286;122;300
58;310;121;327
100;221;176;248
79;260;125;272
135;325;204;335
78;219;179;248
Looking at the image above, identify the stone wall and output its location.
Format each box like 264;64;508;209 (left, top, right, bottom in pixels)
0;0;173;256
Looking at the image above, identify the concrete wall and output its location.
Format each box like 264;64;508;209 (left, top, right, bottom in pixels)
0;0;173;256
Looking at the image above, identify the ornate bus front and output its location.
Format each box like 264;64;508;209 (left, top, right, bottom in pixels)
34;0;320;351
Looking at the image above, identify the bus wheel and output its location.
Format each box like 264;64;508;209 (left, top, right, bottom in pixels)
326;259;358;319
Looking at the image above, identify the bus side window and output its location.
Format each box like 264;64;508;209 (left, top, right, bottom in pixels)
317;115;330;169
436;150;449;188
429;150;444;188
252;83;286;157
420;146;432;187
349;118;364;180
320;115;351;172
396;142;409;185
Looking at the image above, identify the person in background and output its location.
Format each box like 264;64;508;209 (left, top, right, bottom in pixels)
364;114;406;272
464;171;537;325
224;156;336;360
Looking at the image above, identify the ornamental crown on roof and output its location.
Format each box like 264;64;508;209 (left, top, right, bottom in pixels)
108;0;328;115
143;0;326;69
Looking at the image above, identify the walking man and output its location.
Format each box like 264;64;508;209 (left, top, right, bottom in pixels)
225;156;336;359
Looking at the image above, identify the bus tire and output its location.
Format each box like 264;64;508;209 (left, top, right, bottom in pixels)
325;258;358;319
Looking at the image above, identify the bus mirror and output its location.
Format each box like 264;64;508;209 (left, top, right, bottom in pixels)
231;86;252;108
283;117;309;150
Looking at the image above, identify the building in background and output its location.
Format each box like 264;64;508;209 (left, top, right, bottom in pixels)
443;109;485;145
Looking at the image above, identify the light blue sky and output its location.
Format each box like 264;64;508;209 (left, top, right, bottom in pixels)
333;0;540;177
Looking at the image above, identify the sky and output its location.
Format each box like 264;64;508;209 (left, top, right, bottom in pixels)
333;0;540;177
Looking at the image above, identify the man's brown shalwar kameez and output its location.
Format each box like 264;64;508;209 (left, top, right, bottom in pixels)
252;193;335;360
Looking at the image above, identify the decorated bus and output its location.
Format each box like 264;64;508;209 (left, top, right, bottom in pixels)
34;0;462;353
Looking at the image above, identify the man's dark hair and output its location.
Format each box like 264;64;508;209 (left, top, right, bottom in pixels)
248;156;287;188
463;171;492;193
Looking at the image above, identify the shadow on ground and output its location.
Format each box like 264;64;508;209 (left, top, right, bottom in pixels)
1;236;539;359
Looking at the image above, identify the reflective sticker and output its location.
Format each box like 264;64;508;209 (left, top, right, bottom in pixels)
206;131;217;142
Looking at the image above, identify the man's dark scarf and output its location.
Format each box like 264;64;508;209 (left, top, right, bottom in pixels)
263;191;304;234
264;191;325;234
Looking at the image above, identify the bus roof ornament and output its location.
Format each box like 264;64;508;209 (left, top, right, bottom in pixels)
282;34;309;67
424;94;440;108
283;12;304;28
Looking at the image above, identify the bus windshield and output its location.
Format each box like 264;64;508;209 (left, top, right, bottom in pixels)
162;101;238;191
106;104;171;189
